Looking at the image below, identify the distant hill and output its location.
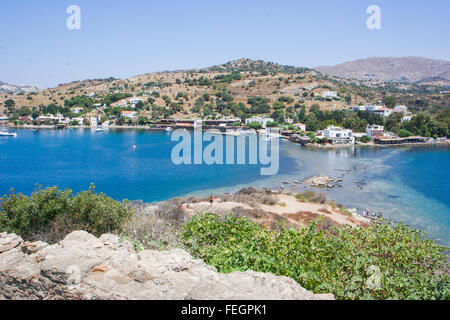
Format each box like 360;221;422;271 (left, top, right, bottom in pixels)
205;58;310;74
0;81;41;94
315;57;450;85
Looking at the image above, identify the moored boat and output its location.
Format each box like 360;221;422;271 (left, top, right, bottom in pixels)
0;131;17;137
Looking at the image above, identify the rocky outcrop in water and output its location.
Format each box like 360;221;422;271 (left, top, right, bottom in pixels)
0;231;333;300
304;174;340;188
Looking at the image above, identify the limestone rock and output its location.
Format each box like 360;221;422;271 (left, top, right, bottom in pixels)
0;231;334;300
0;232;22;254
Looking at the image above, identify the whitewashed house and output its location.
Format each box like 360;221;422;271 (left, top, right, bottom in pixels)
365;105;382;112
120;111;137;119
366;124;384;138
401;115;413;122
393;105;408;113
322;91;338;99
373;107;393;117
90;117;98;127
71;117;85;124
323;126;355;144
352;105;366;112
129;98;143;105
71;107;84;114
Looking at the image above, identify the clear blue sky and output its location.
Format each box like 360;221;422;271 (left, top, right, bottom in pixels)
0;0;449;88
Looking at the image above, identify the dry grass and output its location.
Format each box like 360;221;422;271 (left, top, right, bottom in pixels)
295;191;327;204
122;199;189;250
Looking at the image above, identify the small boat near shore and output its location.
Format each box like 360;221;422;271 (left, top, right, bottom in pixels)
94;127;109;132
0;131;17;137
165;127;173;132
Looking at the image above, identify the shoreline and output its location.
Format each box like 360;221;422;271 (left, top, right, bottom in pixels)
3;125;448;149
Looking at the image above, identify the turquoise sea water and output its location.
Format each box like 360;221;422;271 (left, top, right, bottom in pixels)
1;128;449;246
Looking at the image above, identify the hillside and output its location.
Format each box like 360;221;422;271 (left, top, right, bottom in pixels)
316;57;450;85
1;58;448;123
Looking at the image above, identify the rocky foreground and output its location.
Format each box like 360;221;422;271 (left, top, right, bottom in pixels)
0;231;333;300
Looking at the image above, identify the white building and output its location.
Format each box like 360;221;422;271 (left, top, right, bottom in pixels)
37;114;64;123
120;111;137;119
72;107;84;114
352;105;366;112
393;105;408;113
322;91;338;99
129;98;143;105
366;124;384;138
323;126;355;144
401;115;413;122
365;105;383;112
373;107;393;117
293;123;306;131
245;116;274;128
71;117;85;124
90;117;98;127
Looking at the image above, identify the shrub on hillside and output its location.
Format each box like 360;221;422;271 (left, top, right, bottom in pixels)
180;213;449;300
0;185;131;243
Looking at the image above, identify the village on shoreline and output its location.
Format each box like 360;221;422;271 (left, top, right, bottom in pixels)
2;107;449;148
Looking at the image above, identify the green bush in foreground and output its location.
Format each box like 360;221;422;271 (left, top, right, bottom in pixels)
0;185;131;243
180;213;449;300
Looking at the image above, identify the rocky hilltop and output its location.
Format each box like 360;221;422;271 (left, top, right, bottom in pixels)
316;56;450;84
0;81;41;94
0;231;333;300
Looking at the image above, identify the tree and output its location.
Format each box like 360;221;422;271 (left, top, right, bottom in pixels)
247;121;262;130
398;129;413;137
384;96;397;108
271;110;285;123
4;99;15;109
358;135;371;143
266;121;280;128
384;114;399;133
297;105;306;123
138;116;148;125
345;94;352;104
305;113;319;132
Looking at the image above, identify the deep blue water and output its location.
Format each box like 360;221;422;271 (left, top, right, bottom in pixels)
0;128;297;202
1;128;449;245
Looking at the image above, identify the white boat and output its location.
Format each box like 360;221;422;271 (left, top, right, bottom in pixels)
94;127;108;132
0;131;17;137
165;127;173;132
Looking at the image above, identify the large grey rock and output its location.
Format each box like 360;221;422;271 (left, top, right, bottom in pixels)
0;231;334;300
